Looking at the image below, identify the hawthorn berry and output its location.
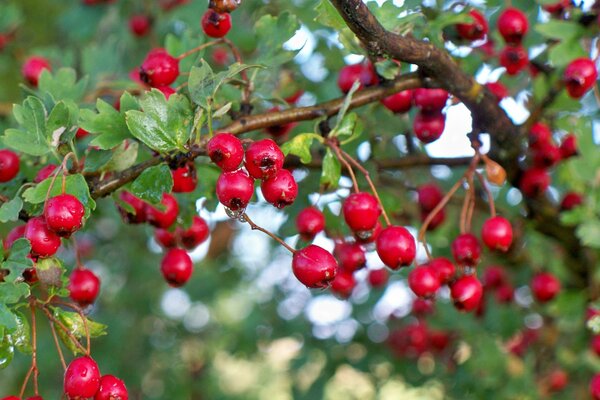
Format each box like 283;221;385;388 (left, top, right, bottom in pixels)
337;63;377;93
412;298;435;316
161;248;193;287
483;265;506;288
381;90;413;114
481;216;513;252
546;369;568;392
155;228;176;248
292;245;338;288
139;48;180;87
129;14;151;37
260;169;298;208
201;9;232;38
0;149;20;182
495;283;514;303
592;335;600;357
3;224;26;250
531;272;560;302
211;47;230;66
156;85;176;99
486;82;509;102
376;225;416;269
532;142;561;168
497;8;529;45
44;194;86;237
216;169;254;211
34;164;57;183
499;45;528;75
591;373;600;400
63;356;101;399
26;397;43;400
413;111;445;143
559;133;578;159
68;268;101;306
94;374;128;400
296;207;325;241
180;216;210;249
417;183;443;212
563;58;598;99
543;0;571;14
560;192;583;211
146;193;179;229
413;88;448;112
519;168;550;197
244;139;284;180
117;191;147;224
388;323;429;358
330;270;356;298
451;233;481;266
22;56;51;86
354;220;382;244
24;217;61;258
421;208;446;231
1;396;20;400
456;9;488;41
428;257;456;285
342;192;381;233
264;107;297;137
171;162;197;193
529;122;552;149
367;268;389;288
408;265;441;298
450;275;483;312
334;242;366;273
207;133;244;172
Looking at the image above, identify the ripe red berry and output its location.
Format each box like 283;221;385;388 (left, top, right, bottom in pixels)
292;245;337;288
0;149;20;182
207;133;244;172
260;169;298;208
367;268;389;288
337;63;378;93
592;335;600;357
216;169;254;211
68;268;101;306
421;208;446;231
22;56;51;86
117;191;147;224
244;139;284;180
388;323;429;358
129;14;151;37
564;58;598;99
211;47;230;66
161;248;193;287
559;133;578;159
529;122;552;149
543;0;571;14
156;85;176;99
354;220;382;244
381;90;412;114
560;192;583;211
3;224;26;250
408;265;441;298
450;275;483;312
497;8;529;45
44;194;86;237
456;9;488;41
481;216;513;252
64;356;101;399
413;111;445;143
26;397;43;400
482;265;506;288
591;373;600;400
376;225;416;269
94;374;128;400
546;369;568;392
171;162;197;193
495;283;514;303
34;164;57;183
519;168;550;197
428;257;456;284
413;89;448;112
499;45;528;75
296;207;325;241
24;217;61;258
155;228;177;248
139;48;180;87
531;272;560;302
412;298;435;316
146;193;179;229
342;192;381;233
532;142;561;168
417;183;443;212
180;216;210;249
201;10;232;38
334;242;366;273
330;270;356;299
264;107;297;137
486;81;509;102
1;396;20;400
451;233;481;266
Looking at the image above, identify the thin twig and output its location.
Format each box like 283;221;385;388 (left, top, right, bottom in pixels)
476;170;496;217
39;305;88;355
49;320;67;371
241;213;296;254
330;144;359;193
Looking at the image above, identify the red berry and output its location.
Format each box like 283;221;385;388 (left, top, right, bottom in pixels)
499;45;528;75
260;169;298;208
94;374;128;400
481;216;513;252
207;133;244;172
76;128;90;139
284;90;304;104
529;122;552;149
1;396;20;400
26;397;43;400
34;164;57;183
532;142;561;168
417;183;443;212
519;168;550;197
531;272;560;302
342;192;381;233
334;242;366;273
543;0;571;14
129;14;151;37
161;248;193;287
564;58;598;99
546;369;568;392
211;47;230;66
146;193;179;229
592;335;600;357
367;268;389;288
381;90;412;113
68;268;101;306
24;217;61;258
413;111;445;143
559;133;578;159
451;233;481;266
591;373;600;400
388;323;429;358
408;265;441;298
428;330;451;353
156;86;176;99
421;208;445;231
64;356;101;399
180;216;210;249
560;192;583;211
171;162;197;193
495;283;514;303
482;265;506;288
0;149;20;182
296;207;325;241
44;194;86;237
155;228;177;248
450;275;483;312
292;245;338;288
337;63;378;93
201;10;232;38
22;56;51;86
456;9;488;41
330;270;356;298
412;298;435;316
139;48;179;87
117;191;147;224
486;81;509;102
244;139;284;180
413;88;448;112
428;257;456;285
3;225;26;250
216;169;254;211
354;220;382;244
497;8;529;45
376;225;416;269
264;107;297;137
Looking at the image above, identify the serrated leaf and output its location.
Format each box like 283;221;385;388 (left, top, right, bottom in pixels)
548;39;587;68
0;197;23;223
315;0;346;29
255;12;300;65
2;239;34;284
576;220;600;248
104;141;138;172
130;164;173;204
22;174;96;216
83;149;113;172
80;98;130;150
281;133;323;164
46;101;73;147
0;281;30;304
332;112;363;145
375;59;401;80
320;148;341;189
334;81;360;131
2;97;50;156
54;308;106;355
535;21;585;42
38;68;88;103
7;311;31;355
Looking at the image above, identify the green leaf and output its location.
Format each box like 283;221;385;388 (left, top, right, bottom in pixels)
80;98;130;150
280;133;323;164
125;90;193;152
320;148;341;189
535;21;586;42
0;282;30;304
54;308;107;355
1;239;34;284
2;97;50;156
46;101;74;147
7;311;31;355
83;149;114;173
130;164;173;204
548;39;587;68
22;174;96;216
0;331;14;369
0;197;23;223
38;68;88;103
104;141;138;172
255;12;300;65
315;0;346;30
576;219;600;248
375;59;401;80
332;112;364;145
334;81;361;131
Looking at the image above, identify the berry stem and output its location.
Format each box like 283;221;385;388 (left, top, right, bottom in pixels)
475;170;496;217
330;143;360;193
241;213;297;254
465;174;476;232
459;180;471;234
222;38;251;104
30;302;39;395
177;40;222;60
39;305;89;355
48;318;67;371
